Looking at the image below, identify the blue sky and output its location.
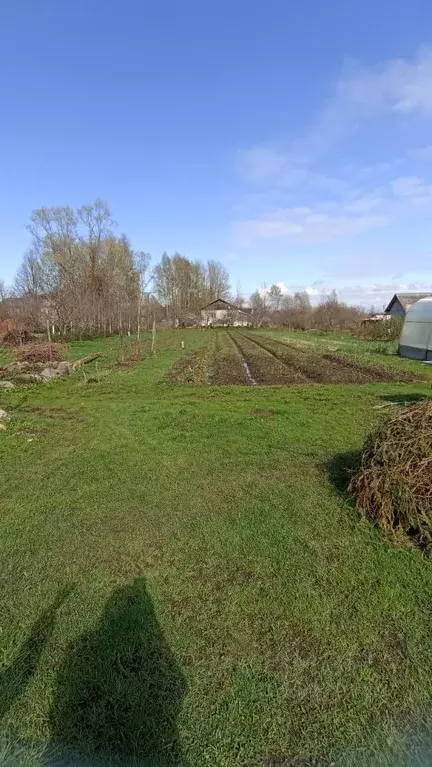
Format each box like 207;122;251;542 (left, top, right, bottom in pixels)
2;0;432;307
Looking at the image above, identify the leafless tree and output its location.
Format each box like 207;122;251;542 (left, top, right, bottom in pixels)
153;253;230;323
11;200;148;337
268;284;282;311
249;290;267;325
10;201;233;336
0;279;9;322
134;250;152;338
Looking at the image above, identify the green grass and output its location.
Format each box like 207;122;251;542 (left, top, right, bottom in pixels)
1;329;432;766
0;347;11;366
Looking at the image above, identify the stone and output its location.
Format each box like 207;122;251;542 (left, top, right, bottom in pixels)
14;373;43;383
5;361;30;373
0;381;15;390
57;360;74;375
0;409;8;420
41;367;62;381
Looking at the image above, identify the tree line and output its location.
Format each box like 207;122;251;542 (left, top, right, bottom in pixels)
249;285;368;332
0;200;230;336
0;198;373;337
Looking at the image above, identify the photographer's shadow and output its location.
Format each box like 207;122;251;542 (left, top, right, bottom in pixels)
50;578;187;766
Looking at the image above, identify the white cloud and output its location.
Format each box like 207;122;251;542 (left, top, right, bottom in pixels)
238;47;432;191
337;282;432;308
238;148;348;192
234;47;432;265
408;145;432;161
260;281;323;298
236;218;303;240
234;171;432;246
360;162;395;174
344;197;383;213
336;49;432;116
237;147;289;185
235;206;388;245
275;281;290;294
389;175;432;207
266;281;432;308
392;176;427;197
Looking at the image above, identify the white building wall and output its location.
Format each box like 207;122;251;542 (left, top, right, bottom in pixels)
201;309;251;326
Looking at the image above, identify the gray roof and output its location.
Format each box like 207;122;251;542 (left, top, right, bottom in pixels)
201;299;248;312
385;292;432;312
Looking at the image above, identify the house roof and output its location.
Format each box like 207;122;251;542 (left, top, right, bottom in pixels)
385;293;432;313
200;299;247;312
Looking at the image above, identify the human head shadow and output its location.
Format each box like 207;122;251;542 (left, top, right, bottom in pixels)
0;586;72;723
50;577;187;766
326;450;361;497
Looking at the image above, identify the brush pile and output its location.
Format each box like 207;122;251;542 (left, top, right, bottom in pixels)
349;401;432;552
14;343;66;363
1;330;35;347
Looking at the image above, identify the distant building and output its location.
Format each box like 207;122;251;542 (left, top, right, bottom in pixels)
384;293;432;318
361;313;390;325
200;299;252;327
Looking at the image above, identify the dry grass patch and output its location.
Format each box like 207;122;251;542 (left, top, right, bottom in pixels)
349;400;432;552
14;343;66;363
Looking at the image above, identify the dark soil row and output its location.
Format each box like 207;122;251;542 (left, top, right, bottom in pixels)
230;333;308;385
245;333;420;384
321;353;420;383
240;333;351;383
167;333;422;387
208;333;247;385
166;346;210;385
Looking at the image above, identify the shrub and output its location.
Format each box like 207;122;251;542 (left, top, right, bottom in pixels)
356;317;403;342
1;330;36;347
349;401;432;552
14;343;66;363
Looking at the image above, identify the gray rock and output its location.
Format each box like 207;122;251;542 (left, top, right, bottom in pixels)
57;361;74;375
0;408;8;420
0;381;15;390
14;373;43;383
41;367;62;381
5;361;30;373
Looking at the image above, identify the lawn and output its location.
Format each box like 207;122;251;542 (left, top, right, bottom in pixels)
1;329;432;767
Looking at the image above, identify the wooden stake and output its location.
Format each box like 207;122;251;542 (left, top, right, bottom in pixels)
151;318;156;356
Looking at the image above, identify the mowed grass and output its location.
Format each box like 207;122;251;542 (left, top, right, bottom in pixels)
1;329;432;766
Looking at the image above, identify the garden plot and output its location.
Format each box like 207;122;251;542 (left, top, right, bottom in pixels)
166;330;422;387
229;333;308;385
208;332;247;385
242;333;420;385
241;333;369;384
167;346;210;385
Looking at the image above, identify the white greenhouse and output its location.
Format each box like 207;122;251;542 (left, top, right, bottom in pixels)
399;297;432;360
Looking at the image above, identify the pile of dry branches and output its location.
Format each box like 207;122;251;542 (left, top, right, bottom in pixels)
1;330;35;347
14;343;66;363
349;400;432;552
